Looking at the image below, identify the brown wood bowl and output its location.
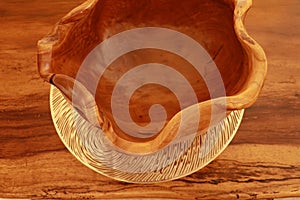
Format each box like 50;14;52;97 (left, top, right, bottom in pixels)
38;0;267;154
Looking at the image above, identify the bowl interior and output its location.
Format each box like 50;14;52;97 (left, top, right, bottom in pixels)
50;0;249;140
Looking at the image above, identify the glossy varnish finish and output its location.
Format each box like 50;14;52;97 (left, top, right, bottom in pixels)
0;0;299;199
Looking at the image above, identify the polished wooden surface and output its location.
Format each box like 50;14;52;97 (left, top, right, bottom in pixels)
37;0;267;155
0;0;299;199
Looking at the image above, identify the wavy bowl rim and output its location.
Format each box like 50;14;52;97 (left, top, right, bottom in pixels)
38;0;267;183
37;0;267;111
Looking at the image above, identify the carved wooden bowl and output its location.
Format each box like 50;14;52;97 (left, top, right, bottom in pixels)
38;0;267;182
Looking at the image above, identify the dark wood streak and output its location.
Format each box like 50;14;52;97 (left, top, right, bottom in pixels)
0;0;299;199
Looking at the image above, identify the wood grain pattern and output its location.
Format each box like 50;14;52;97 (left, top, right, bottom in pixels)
37;0;265;154
49;85;245;183
0;0;299;199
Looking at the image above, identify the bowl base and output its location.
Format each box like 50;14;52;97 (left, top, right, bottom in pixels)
50;85;244;183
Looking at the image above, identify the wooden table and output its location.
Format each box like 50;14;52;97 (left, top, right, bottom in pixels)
0;0;299;199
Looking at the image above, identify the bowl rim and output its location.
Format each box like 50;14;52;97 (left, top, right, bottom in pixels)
37;0;267;154
37;0;267;111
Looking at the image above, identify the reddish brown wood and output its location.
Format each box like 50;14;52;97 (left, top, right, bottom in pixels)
37;0;267;154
